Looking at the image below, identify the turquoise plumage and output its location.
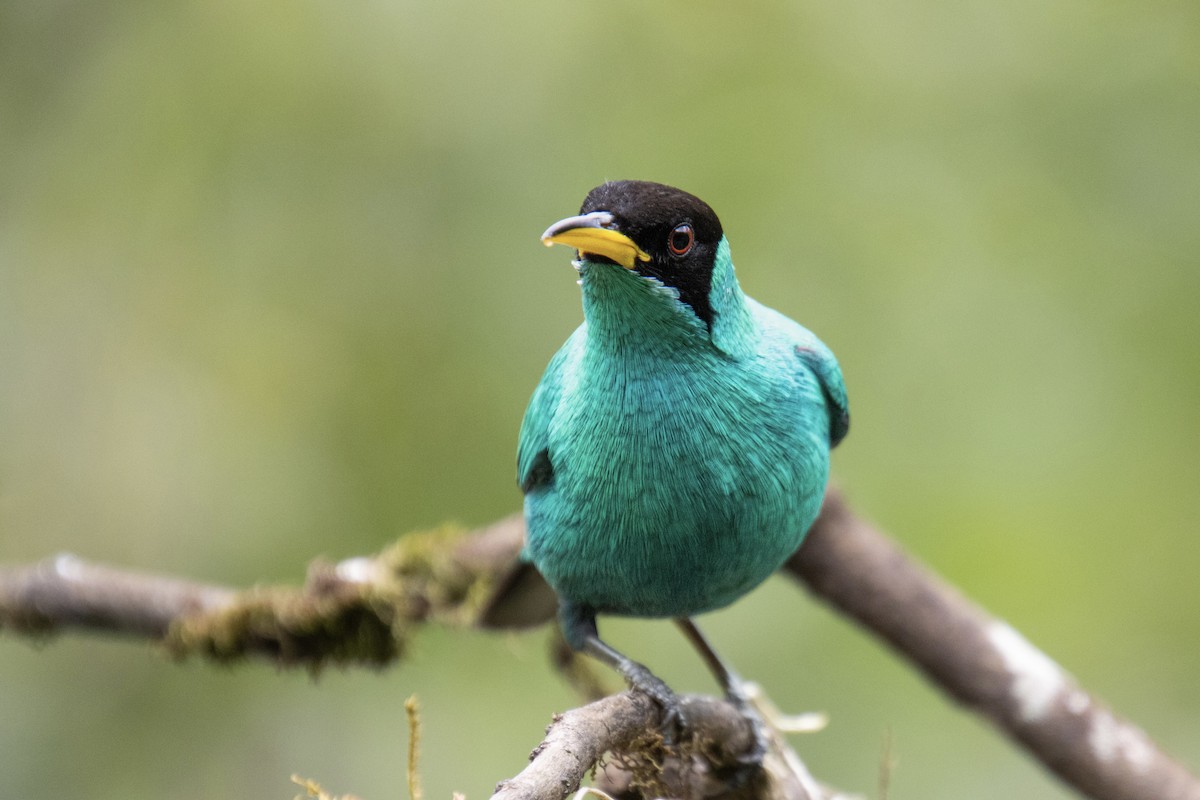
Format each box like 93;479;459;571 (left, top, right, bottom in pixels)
516;180;847;726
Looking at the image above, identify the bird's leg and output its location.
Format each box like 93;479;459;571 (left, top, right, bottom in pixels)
674;617;770;763
560;603;685;739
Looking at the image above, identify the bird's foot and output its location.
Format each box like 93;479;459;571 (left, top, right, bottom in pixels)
569;618;687;743
617;659;686;744
723;677;772;766
725;680;830;766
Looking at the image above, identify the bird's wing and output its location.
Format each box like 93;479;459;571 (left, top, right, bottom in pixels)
794;337;850;448
481;343;576;630
752;300;850;448
517;332;577;493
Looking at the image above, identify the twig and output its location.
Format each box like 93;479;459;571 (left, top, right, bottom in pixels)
406;695;424;800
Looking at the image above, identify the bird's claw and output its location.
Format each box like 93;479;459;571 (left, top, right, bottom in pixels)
620;662;687;744
724;679;771;766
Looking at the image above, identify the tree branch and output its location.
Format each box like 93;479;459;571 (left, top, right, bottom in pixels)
0;554;236;637
786;489;1200;800
491;692;846;800
0;517;527;669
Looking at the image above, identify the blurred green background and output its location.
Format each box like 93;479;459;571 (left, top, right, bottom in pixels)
2;2;1198;798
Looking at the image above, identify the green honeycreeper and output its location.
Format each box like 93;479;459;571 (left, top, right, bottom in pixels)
516;180;848;729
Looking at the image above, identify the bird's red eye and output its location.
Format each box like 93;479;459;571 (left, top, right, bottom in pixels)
668;224;694;256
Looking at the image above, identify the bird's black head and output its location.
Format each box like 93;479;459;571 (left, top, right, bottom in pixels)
542;180;724;326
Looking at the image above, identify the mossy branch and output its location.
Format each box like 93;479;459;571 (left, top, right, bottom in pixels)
0;516;525;671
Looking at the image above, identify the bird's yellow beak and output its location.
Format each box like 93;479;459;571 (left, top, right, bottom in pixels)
540;211;650;269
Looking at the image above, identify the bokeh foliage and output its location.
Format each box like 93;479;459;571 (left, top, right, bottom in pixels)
1;2;1198;798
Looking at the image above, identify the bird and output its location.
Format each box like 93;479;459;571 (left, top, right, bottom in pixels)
503;180;848;736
